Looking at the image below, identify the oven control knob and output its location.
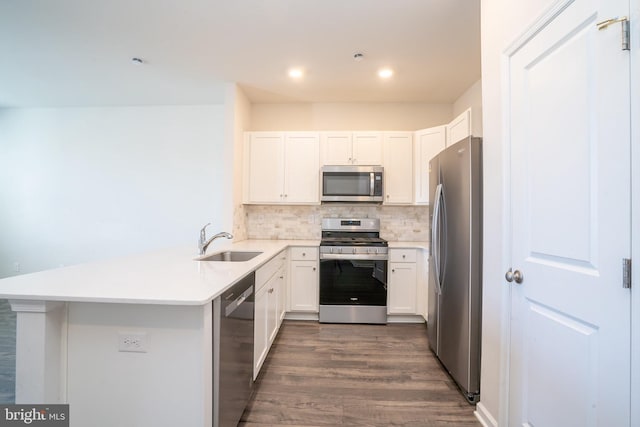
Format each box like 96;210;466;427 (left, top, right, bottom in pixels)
337;248;342;254
330;247;334;254
352;248;356;254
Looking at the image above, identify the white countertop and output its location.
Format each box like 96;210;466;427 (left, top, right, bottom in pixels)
0;240;318;306
0;239;428;306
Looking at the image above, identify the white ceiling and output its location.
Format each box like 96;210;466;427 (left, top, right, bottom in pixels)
0;0;481;107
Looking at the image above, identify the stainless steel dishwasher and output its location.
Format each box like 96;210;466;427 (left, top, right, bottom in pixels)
213;272;255;427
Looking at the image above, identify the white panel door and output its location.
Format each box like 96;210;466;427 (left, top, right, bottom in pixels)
284;133;320;203
507;0;631;426
414;126;446;204
247;133;284;203
383;132;414;204
387;263;417;314
446;108;471;146
289;261;319;311
321;132;353;165
352;132;383;165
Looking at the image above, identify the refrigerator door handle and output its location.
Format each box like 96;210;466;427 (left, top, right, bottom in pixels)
432;183;443;294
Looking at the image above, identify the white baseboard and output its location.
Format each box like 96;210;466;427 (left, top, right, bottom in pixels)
386;314;425;324
284;312;319;321
474;402;498;427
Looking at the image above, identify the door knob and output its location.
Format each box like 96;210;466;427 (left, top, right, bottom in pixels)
505;268;524;284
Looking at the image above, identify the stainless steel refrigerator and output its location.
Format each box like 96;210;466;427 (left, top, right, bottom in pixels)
427;136;482;404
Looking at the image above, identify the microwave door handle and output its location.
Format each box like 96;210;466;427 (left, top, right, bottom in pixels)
370;172;374;196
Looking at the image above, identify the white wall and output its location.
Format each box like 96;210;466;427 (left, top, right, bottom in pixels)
453;79;483;137
250;102;452;131
0;105;225;278
479;1;555;425
224;85;252;241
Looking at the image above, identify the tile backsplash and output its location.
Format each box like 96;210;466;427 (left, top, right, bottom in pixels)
244;204;429;242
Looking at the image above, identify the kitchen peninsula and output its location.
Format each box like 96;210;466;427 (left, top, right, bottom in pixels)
0;240;316;427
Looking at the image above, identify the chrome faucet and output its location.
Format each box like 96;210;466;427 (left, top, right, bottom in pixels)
198;223;233;255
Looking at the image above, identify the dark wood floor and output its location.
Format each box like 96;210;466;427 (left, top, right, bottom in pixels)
240;321;480;427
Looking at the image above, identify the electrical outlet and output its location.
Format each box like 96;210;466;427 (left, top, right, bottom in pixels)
13;262;20;272
118;332;148;353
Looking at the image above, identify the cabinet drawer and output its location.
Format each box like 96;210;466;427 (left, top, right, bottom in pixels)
389;249;417;263
290;247;318;261
256;250;287;290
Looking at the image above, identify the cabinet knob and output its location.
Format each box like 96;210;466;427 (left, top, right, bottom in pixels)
313;267;316;271
279;275;284;279
392;269;395;273
302;252;306;256
402;254;406;259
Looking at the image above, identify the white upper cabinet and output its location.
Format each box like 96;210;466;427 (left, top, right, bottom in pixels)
414;126;446;204
321;132;383;165
352;132;383;165
446;108;472;147
383;132;414;205
246;132;285;203
321;133;353;165
245;132;320;204
283;133;320;203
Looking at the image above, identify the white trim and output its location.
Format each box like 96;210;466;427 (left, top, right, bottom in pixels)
630;0;640;425
498;45;514;427
9;299;64;313
475;402;499;427
283;312;319;321
386;314;425;324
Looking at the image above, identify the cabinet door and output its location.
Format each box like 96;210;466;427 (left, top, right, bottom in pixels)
247;133;285;203
289;260;319;312
284;133;320;203
388;262;417;314
352;132;383;165
266;275;279;345
383;132;414;204
414;126;446;204
446;108;472;147
253;284;269;379
321;132;353;165
277;266;286;325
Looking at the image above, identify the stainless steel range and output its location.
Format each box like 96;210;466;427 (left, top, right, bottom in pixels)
319;218;388;324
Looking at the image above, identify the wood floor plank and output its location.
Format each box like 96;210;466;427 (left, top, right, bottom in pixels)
239;321;480;427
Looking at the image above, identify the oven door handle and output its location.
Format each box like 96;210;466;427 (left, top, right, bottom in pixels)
320;253;388;261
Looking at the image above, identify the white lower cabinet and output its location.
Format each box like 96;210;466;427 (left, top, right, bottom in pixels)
387;249;418;315
254;250;286;379
288;247;319;312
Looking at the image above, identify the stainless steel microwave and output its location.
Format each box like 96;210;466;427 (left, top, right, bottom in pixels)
321;165;384;203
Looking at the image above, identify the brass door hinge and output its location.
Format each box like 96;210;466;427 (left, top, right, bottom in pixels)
597;16;630;51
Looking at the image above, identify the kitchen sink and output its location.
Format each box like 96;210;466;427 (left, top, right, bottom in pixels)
198;251;262;262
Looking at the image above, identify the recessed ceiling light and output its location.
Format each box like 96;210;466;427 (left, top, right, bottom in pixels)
378;68;393;79
288;68;304;79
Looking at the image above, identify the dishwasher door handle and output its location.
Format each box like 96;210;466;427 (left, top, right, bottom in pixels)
224;286;253;317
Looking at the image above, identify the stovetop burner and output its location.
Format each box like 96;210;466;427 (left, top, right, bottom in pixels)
320;218;387;248
320;236;388;247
